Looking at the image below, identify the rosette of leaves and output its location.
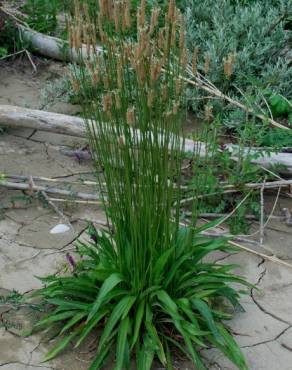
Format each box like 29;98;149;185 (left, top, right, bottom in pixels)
33;1;250;369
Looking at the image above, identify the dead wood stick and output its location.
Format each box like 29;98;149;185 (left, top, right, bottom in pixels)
197;212;284;221
260;181;265;244
40;191;74;229
28;175;74;229
222;179;292;190
48;197;101;205
5;174;98;186
2;104;292;174
0;180;100;201
183;70;288;130
229;240;292;270
201;229;292;269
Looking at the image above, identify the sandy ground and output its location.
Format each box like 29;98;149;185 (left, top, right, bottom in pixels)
0;61;292;370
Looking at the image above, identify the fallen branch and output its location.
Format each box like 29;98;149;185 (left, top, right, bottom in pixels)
40;191;74;228
2;105;292;174
197;212;284;221
229;240;292;270
0;180;100;201
5;174;98;186
0;6;102;63
48;197;101;205
200;229;292;269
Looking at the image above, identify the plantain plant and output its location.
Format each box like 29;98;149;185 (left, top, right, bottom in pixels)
33;1;250;369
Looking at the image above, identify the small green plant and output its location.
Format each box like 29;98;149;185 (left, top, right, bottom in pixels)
22;0;62;35
32;1;250;369
187;116;269;234
0;19;22;56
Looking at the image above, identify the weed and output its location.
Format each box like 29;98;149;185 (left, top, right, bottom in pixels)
32;1;249;370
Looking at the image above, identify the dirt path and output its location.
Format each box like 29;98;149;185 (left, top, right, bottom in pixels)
0;61;292;370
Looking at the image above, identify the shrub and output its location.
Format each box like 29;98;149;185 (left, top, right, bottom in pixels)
33;1;250;369
184;0;292;126
22;0;64;35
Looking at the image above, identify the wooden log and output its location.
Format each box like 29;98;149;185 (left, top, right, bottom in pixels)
0;105;198;153
1;104;292;174
0;104;86;137
0;6;102;63
19;26;102;63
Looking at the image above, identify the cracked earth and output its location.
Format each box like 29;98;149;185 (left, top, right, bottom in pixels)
1;62;292;370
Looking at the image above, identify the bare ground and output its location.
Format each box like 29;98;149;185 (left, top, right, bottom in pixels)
0;61;292;370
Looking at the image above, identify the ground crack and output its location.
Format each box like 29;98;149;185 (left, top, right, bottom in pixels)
241;325;292;349
251;290;291;325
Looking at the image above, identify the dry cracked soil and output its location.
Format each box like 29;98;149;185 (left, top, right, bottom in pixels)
0;60;292;370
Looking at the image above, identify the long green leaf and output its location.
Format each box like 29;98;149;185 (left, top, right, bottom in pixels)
75;306;109;348
152;246;174;284
35;310;77;327
87;272;123;322
42;327;81;362
115;316;130;370
89;339;113;370
131;299;145;349
156;290;179;317
191;298;222;342
137;334;155;370
98;296;136;351
60;311;87;335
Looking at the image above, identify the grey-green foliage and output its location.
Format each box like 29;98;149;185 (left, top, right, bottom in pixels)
184;0;292;126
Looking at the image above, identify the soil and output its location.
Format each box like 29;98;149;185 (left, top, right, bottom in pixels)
0;59;292;370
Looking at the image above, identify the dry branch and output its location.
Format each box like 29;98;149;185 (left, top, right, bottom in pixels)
0;6;102;63
0;180;101;201
2;105;292;174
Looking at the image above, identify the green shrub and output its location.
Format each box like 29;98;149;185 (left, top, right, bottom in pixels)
0;19;22;56
184;0;292;126
22;0;62;35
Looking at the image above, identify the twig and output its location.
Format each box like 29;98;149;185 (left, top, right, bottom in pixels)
181;178;292;205
0;47;37;73
238;185;281;239
0;49;26;60
25;49;37;73
48;197;101;205
40;191;74;230
229;240;292;270
196;212;284;221
183;67;288;130
0;180;101;201
28;175;74;230
5;174;98;186
180;189;238;205
259;181;265;244
205;191;252;229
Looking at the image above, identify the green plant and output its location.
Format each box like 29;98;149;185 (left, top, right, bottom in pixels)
32;1;249;369
22;0;63;35
35;227;249;369
0;19;22;56
186;116;268;234
184;0;292;127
